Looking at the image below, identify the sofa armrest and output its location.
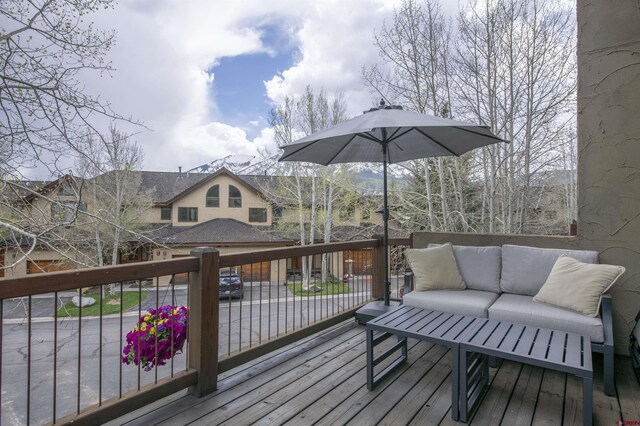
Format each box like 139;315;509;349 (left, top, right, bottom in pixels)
601;293;614;347
403;272;414;297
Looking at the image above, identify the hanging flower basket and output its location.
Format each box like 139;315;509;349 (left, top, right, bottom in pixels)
122;305;188;371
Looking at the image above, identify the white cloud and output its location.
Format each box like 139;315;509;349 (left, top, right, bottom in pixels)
75;0;401;173
265;0;399;117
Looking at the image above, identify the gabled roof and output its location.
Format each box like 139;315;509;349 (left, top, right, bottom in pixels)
137;167;263;205
3;175;81;203
153;218;293;245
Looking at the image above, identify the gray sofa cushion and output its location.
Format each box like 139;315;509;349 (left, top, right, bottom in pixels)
428;244;501;293
403;289;499;318
488;293;605;343
500;245;598;295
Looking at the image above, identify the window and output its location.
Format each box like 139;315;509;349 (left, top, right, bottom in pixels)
160;207;172;220
206;185;219;207
249;208;267;223
51;201;79;222
178;207;198;222
229;185;242;208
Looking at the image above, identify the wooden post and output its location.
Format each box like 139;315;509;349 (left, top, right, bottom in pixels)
188;247;219;397
371;235;385;300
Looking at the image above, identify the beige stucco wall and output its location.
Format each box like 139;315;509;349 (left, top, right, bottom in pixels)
575;0;640;352
28;193;79;226
412;0;640;353
171;175;272;227
2;248;70;279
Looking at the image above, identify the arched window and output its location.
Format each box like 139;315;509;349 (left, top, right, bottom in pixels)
229;185;242;208
206;185;219;207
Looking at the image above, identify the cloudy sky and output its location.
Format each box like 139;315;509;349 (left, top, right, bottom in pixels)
78;0;454;174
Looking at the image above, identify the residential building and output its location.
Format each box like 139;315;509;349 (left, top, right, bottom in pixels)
0;167;389;282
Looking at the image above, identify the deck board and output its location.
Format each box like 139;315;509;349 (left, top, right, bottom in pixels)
114;319;640;426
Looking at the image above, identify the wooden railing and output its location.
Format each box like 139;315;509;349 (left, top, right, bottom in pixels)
0;238;411;425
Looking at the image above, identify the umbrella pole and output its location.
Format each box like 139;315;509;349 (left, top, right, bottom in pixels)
382;142;390;306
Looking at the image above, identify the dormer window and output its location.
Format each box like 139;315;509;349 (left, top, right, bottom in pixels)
206;185;219;207
229;185;242;208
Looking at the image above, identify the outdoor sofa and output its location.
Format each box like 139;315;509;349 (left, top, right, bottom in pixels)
402;243;623;396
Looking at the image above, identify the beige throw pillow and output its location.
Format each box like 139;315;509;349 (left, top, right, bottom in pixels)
406;243;466;291
533;254;625;317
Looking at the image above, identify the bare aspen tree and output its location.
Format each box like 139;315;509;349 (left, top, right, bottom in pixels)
364;0;470;233
266;87;349;288
456;0;576;233
1;0;146;268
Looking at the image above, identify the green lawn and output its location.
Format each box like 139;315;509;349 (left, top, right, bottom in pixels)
57;291;148;317
288;281;350;297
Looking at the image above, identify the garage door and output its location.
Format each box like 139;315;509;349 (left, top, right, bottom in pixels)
240;261;270;282
172;256;270;283
27;260;74;274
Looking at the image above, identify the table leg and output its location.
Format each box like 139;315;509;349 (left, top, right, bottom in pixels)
583;375;593;426
366;328;374;390
451;346;460;421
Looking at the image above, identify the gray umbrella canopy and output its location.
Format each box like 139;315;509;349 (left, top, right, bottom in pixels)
279;105;505;165
278;101;506;310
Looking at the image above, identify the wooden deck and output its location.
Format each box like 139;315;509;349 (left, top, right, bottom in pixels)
112;320;640;426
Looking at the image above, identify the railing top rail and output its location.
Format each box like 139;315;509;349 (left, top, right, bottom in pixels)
389;238;410;245
219;239;379;267
0;257;199;299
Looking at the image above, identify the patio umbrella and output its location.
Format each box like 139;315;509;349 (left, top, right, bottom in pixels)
279;100;506;321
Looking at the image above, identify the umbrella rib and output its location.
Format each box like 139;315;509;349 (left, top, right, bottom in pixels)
324;133;360;165
413;128;459;156
386;128;413;143
453;126;509;143
278;140;321;161
357;133;383;144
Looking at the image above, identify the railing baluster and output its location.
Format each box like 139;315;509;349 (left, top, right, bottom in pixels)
98;287;103;406
249;263;253;348
276;259;281;338
137;284;141;391
238;264;242;353
53;292;57;422
27;295;32;425
258;262;262;345
267;261;271;341
155;278;159;384
119;282;123;399
0;299;2;421
170;275;175;376
77;292;82;414
227;272;232;357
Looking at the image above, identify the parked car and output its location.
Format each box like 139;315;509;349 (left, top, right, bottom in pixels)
219;273;243;299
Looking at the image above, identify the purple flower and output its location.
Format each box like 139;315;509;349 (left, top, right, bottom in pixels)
121;305;188;371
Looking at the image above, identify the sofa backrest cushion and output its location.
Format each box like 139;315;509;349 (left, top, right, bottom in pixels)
500;244;598;295
406;243;466;291
428;244;502;293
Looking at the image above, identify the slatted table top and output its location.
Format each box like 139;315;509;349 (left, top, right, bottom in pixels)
367;305;487;348
368;305;592;377
460;318;592;377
